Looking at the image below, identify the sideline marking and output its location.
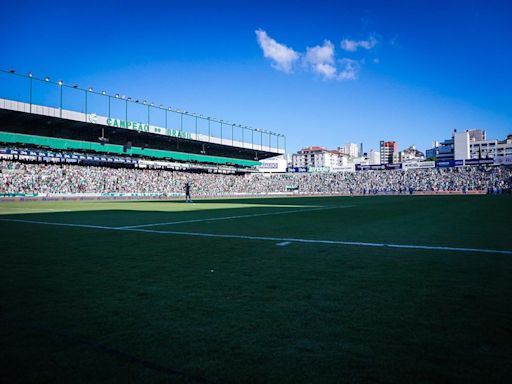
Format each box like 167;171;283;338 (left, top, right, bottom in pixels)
1;217;512;255
119;205;355;229
0;207;72;212
0;218;114;229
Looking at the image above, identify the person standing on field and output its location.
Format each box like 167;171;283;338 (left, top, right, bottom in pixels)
184;182;192;203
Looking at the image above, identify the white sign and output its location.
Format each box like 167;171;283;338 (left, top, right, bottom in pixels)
494;156;512;166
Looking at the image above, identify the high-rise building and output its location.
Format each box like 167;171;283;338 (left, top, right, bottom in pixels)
453;131;470;160
368;149;380;165
379;141;398;164
340;143;359;158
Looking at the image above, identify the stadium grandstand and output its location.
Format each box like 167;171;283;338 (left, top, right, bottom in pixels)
0;160;511;197
0;69;285;176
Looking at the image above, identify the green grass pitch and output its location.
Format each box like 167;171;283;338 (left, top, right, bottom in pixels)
1;195;511;383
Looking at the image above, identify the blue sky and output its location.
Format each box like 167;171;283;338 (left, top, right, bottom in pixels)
1;0;511;154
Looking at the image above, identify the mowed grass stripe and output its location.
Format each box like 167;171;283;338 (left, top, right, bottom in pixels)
159;195;512;251
0;199;321;227
1;217;511;255
1;196;510;249
119;205;355;229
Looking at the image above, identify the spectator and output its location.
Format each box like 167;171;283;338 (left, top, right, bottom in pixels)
1;160;511;196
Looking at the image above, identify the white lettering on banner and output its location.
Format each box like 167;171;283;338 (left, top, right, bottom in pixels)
103;117;193;140
259;162;279;168
494;156;512;166
403;161;435;170
309;166;330;173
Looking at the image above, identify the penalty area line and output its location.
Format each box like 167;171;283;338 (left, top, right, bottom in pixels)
1;217;512;255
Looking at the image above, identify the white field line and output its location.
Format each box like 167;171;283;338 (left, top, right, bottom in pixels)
1;217;512;255
0;207;72;212
0;218;114;229
119;205;355;229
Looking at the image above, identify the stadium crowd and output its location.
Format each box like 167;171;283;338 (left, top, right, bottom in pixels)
1;160;511;196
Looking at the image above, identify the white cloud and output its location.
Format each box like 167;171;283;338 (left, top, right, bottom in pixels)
304;40;338;79
340;39;358;52
255;29;299;73
255;29;370;82
338;59;359;81
315;63;337;79
341;36;378;52
303;40;358;81
304;40;335;65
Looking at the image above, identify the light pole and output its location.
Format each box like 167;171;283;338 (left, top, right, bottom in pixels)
28;72;33;113
142;100;148;124
114;94;120;121
107;94;111;119
184;111;189;133
208;117;211;142
232;123;235;146
85;87;93;121
58;80;63;117
124;96;129;123
220;120;223;144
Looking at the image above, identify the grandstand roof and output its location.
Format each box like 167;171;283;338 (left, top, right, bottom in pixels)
0;99;282;166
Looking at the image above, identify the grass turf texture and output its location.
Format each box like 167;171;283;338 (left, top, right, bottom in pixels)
0;195;511;383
